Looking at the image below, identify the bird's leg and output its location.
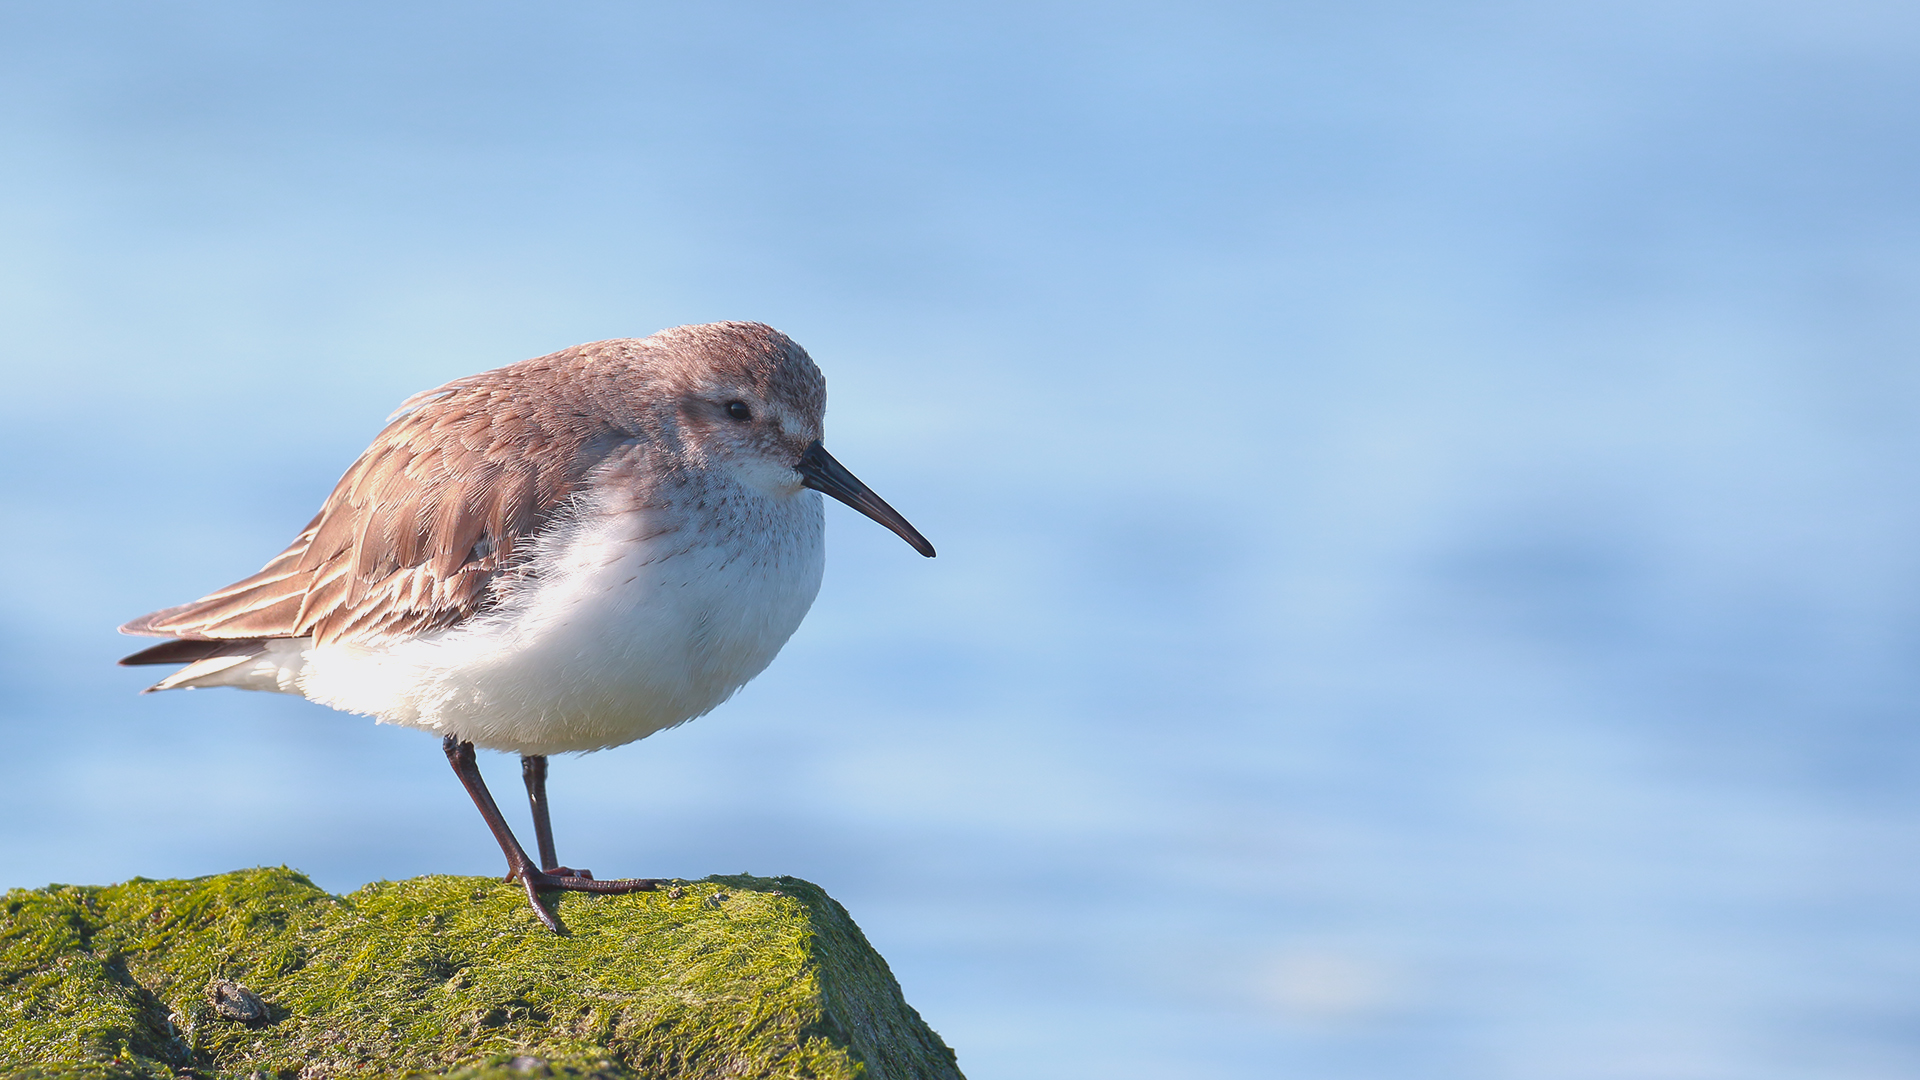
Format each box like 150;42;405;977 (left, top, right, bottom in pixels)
520;754;559;871
520;754;593;879
443;737;660;933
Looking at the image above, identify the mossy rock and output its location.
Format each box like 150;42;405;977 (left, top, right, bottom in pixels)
0;868;963;1079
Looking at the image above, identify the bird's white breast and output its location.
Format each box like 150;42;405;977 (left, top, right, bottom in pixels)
296;485;827;754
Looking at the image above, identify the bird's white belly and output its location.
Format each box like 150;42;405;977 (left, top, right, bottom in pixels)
297;493;826;754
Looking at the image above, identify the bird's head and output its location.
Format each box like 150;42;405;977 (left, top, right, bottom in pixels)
653;321;935;558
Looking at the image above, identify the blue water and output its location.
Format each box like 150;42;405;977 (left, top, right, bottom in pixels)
3;3;1920;1077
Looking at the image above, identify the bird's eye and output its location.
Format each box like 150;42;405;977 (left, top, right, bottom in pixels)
725;401;752;422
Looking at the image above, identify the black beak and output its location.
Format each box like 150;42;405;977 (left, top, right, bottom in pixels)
796;441;936;557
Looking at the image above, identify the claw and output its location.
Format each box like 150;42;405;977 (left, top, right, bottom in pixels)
519;873;561;933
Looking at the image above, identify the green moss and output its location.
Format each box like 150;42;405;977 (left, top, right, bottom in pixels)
0;869;963;1080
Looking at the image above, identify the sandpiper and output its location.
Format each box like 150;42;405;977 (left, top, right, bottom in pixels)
118;321;934;930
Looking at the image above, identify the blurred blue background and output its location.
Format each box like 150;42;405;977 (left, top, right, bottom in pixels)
4;2;1920;1077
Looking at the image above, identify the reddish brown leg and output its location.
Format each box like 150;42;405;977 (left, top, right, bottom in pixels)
443;737;658;932
521;753;594;878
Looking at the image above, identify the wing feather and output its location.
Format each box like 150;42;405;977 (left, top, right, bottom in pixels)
120;360;632;653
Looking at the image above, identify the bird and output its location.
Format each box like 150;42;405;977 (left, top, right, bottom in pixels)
117;321;934;931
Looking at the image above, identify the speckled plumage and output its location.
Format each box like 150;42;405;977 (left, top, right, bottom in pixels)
119;321;931;929
119;321;907;755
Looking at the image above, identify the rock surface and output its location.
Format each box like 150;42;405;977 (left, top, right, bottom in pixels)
0;868;963;1079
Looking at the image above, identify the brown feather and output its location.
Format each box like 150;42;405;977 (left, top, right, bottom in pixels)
118;341;663;646
119;638;264;667
119;323;827;654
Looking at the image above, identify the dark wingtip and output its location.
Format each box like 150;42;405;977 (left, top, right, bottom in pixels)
118;638;259;667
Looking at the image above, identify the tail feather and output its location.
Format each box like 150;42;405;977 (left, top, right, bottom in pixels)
119;637;310;694
146;654;256;693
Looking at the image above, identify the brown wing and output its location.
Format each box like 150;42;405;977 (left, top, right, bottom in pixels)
121;373;626;652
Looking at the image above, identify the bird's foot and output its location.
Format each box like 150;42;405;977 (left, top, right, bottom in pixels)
520;866;658;893
504;865;596;881
506;864;662;932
